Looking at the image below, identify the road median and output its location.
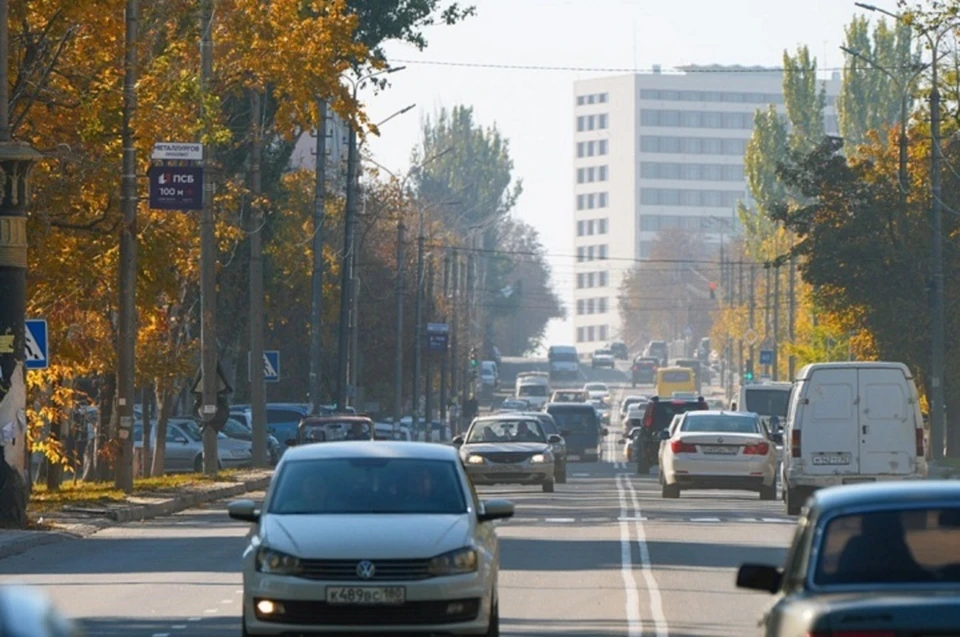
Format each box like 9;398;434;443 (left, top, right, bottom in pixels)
0;469;273;560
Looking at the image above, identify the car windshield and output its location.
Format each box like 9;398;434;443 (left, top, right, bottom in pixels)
222;418;251;438
744;388;791;418
467;419;547;443
518;385;547;397
550;350;578;362
585;384;607;392
554;392;584;402
661;370;692;383
177;420;203;442
269;458;467;515
547;408;598;433
680;415;760;434
813;507;960;586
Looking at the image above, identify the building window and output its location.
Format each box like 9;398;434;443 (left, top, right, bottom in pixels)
598;192;608;207
598;298;608;313
640;136;749;155
577;168;585;184
599;325;608;340
587;326;595;342
587;115;595;130
598;139;608;155
639;188;745;207
598;113;608;129
598;92;608;103
598;245;608;260
599;271;608;287
576;299;584;315
586;167;595;182
587;272;595;288
587;141;595;156
577;246;585;262
577;327;584;342
587;94;595;104
587;245;595;261
586;299;595;314
587;193;596;209
577;273;585;289
577;96;586;106
598;218;608;234
577;220;585;236
577;142;584;158
598;165;608;181
577;116;585;132
576;194;585;210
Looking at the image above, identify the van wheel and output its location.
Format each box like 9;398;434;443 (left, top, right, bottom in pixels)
759;484;776;501
785;487;803;515
542;479;555;493
661;483;680;499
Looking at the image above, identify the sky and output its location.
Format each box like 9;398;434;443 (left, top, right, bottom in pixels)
360;0;887;352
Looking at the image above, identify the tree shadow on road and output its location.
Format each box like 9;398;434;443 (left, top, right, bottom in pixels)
80;615;238;636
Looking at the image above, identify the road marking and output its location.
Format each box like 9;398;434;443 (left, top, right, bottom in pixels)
583;517;611;522
151;633;170;637
544;517;576;523
618;515;647;521
171;626;186;630
188;618;201;622
203;609;219;614
690;517;721;522
614;474;643;637
622;475;669;637
762;517;793;523
572;472;591;477
221;599;233;604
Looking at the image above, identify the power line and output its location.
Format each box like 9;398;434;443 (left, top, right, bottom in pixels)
392;59;920;75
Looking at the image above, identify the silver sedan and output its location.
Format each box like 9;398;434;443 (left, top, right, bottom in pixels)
454;416;561;493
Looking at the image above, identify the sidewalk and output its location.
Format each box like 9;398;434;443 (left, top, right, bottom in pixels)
0;469;273;560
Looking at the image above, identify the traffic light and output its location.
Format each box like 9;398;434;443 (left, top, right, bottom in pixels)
709;282;717;299
469;347;478;368
744;359;754;382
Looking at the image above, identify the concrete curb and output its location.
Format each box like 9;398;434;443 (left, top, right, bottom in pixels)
0;473;272;561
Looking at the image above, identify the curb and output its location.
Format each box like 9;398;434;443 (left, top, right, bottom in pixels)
0;473;272;561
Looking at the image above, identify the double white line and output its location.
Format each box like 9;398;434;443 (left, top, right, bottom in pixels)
606;428;626;469
615;473;668;637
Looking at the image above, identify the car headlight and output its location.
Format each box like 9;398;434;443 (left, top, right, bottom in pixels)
529;453;550;463
466;454;485;464
428;547;478;576
255;547;301;575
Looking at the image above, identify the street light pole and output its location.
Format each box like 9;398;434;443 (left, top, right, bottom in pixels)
412;204;425;426
393;220;405;426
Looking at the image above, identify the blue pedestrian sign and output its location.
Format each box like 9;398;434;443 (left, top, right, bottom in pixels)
759;349;773;366
248;350;280;383
25;319;49;370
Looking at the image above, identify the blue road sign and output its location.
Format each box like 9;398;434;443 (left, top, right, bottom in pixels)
25;319;49;370
148;165;203;211
759;349;773;366
248;350;280;383
427;323;449;352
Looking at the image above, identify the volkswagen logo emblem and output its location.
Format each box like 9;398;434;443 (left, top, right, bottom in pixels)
717;437;723;444
356;560;376;580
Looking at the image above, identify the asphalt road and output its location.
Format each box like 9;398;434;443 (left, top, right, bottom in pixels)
0;378;791;637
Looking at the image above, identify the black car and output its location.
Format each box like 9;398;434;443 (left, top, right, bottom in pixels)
608;342;629;360
520;411;567;483
544;402;608;463
633;395;708;473
631;357;659;386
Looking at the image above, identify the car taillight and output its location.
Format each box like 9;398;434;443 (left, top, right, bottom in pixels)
807;632;897;637
670;439;697;453
643;410;654;428
916;428;924;456
743;441;770;455
791;429;801;458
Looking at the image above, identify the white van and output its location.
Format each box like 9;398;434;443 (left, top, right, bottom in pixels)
782;362;928;515
548;345;579;381
736;381;792;430
516;372;551;409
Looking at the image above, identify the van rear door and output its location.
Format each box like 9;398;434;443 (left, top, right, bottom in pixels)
858;367;914;475
801;367;860;475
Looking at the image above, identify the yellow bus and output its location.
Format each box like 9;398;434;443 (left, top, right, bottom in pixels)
656;366;696;397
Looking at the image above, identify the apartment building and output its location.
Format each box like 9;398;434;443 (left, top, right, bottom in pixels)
572;65;840;351
289;109;351;195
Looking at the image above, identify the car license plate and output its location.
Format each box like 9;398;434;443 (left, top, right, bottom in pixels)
701;446;737;455
489;464;519;472
811;453;851;465
567;454;580;461
326;586;405;605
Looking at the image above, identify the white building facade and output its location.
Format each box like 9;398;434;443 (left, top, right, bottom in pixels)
289;109;351;195
572;66;840;352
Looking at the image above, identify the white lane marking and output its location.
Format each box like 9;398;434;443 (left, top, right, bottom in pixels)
188;618;201;622
583;517;611;522
572;472;591;477
171;626;187;630
734;518;759;522
762;517;793;523
203;609;219;614
614;474;643;637
221;599;233;604
236;589;244;594
152;634;170;637
690;517;721;522
618;516;647;521
544;518;576;523
622;475;669;637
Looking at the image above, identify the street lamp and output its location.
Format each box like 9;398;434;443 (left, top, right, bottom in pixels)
857;2;960;459
335;65;405;412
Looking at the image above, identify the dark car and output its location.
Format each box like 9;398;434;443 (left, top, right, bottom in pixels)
644;341;669;367
608;341;629;360
544;402;608;463
520;411;567;483
737;481;960;637
632;395;708;473
631;357;660;386
290;415;375;446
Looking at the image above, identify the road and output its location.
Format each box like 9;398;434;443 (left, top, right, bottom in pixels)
0;376;790;637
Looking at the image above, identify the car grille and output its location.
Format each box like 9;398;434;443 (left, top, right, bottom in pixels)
482;452;533;464
297;558;432;581
254;598;481;626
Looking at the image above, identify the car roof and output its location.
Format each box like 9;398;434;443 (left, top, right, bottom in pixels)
475;414;541;423
683;410;756;418
300;416;373;425
812;481;960;513
281;440;457;462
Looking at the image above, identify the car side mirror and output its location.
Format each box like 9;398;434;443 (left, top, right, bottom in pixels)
770;433;784;445
478;499;515;523
735;563;782;594
658;430;671;441
227;499;260;524
547;434;563;444
452;435;465;447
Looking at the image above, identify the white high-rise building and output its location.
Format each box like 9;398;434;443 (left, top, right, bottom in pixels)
571;65;841;352
289;110;351;195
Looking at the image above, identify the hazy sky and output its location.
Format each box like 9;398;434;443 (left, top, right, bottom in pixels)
361;0;888;351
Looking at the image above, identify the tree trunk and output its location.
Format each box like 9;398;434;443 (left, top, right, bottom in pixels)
152;381;173;477
91;373;116;481
140;385;152;478
945;391;960;459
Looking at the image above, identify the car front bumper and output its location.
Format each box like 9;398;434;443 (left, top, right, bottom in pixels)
243;570;493;635
465;461;554;485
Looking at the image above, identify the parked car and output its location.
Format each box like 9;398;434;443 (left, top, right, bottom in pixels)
736;481;960;636
134;418;253;473
221;417;281;465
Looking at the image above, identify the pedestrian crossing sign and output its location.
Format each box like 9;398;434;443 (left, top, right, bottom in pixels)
25;319;49;370
248;350;280;383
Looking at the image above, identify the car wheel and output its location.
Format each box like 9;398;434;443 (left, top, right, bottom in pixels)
661;482;680;499
542;479;555;493
759;484;776;501
485;598;500;637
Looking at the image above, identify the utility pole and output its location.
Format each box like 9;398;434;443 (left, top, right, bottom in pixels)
440;251;449;426
749;263;756;381
463;250;475;403
335;114;358;411
350;271;360;408
248;90;267;468
309;99;328;412
773;262;781;381
115;0;139;492
788;257;796;380
412;206;425;426
737;258;744;384
0;0;41;528
199;0;219;474
424;258;435;439
392;219;404;426
929;34;947;460
719;242;726;391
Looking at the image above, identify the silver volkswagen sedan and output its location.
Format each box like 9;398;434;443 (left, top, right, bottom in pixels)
229;441;514;636
454;415;560;493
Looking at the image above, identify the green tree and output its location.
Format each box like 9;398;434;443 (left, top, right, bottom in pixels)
782;45;827;153
738;106;789;246
837;16;915;145
349;0;475;59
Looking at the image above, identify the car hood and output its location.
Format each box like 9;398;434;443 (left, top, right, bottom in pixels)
261;513;471;559
788;590;960;631
462;442;550;454
587;391;608;399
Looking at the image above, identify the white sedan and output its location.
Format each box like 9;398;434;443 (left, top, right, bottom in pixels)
658;410;780;500
583;382;610;401
229;441;514;636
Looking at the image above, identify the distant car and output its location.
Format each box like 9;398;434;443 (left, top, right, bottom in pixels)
582;382;610;401
591;349;616;369
608;342;629;360
737;481;960;637
619;396;647;424
550;390;588;403
632;395;709;473
631;357;659;386
454;415;561;493
499;398;529;412
657;411;780;500
589;399;611;426
230;441;513;636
